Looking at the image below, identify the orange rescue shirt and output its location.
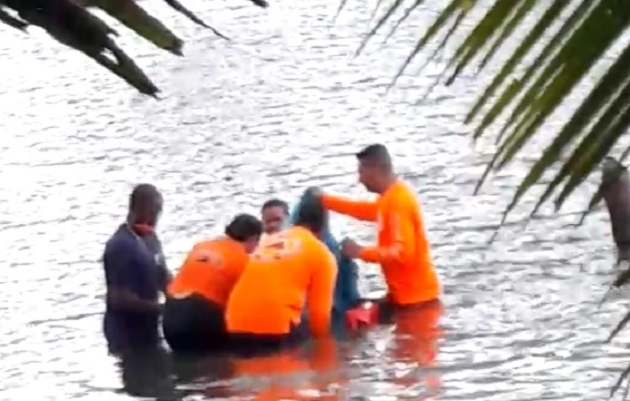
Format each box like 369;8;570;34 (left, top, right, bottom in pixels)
322;180;439;305
225;226;337;337
167;237;249;307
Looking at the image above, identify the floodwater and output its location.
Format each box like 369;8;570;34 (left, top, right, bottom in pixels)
0;0;629;400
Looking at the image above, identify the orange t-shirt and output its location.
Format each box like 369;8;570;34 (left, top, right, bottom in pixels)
322;179;440;305
225;226;337;337
167;237;249;307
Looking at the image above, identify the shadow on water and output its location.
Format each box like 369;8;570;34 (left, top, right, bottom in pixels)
114;304;444;400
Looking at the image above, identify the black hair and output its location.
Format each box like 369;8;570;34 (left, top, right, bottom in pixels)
129;183;161;210
293;195;327;235
261;198;289;215
356;143;392;171
225;213;263;242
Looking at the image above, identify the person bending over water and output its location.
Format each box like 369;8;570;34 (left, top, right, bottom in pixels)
289;190;361;321
163;214;263;354
102;184;171;354
225;195;337;354
318;144;440;311
260;198;289;238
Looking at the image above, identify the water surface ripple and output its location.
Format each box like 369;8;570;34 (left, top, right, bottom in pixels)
0;0;627;400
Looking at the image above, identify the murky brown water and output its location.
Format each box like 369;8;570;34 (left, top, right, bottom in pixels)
1;0;629;400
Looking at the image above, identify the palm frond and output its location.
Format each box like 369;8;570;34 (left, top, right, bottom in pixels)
84;0;184;55
363;0;630;222
0;0;266;95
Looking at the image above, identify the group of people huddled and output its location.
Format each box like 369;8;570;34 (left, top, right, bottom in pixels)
102;144;441;356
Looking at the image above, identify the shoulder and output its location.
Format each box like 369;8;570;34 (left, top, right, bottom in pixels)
105;226;133;251
389;181;420;208
309;236;336;266
104;227;138;262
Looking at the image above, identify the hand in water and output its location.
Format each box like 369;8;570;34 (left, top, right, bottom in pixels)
341;238;362;259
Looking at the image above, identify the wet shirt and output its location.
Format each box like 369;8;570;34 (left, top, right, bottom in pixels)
102;224;168;351
322;180;440;305
289;193;361;314
225;226;337;337
167;238;249;307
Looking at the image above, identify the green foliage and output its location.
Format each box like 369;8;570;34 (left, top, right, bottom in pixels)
0;0;266;96
355;0;630;223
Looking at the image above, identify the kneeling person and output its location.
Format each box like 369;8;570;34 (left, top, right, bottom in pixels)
226;197;337;354
163;214;262;353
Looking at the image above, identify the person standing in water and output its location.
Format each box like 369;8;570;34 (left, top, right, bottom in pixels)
102;184;171;354
163;214;263;353
318;144;440;311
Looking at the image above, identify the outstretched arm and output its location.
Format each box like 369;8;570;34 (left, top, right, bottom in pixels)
322;194;377;222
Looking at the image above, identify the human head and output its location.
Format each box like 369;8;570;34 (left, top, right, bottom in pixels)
356;144;394;194
261;198;289;235
293;195;327;237
225;213;263;253
128;184;163;227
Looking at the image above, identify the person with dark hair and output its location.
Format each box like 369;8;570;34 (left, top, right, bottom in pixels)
102;183;171;354
162;213;263;354
289;188;361;328
225;189;337;354
260;198;290;237
317;144;440;323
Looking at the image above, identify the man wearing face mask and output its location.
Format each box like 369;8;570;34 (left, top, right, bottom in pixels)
102;184;172;354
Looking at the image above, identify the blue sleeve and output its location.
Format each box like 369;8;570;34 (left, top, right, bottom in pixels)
337;255;361;308
103;239;136;292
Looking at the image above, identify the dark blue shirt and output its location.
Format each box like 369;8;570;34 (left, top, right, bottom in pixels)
102;224;168;352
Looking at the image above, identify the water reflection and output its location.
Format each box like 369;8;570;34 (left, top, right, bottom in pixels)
116;346;178;401
113;304;444;401
390;300;444;399
227;338;345;400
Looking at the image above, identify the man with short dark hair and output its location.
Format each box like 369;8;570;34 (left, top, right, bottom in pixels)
260;198;289;236
318;144;440;312
102;184;171;353
163;213;263;353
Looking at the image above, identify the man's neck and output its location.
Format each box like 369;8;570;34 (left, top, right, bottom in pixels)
377;175;398;195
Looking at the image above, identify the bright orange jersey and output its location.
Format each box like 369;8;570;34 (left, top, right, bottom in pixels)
167;237;249;306
225;226;337;337
322;180;439;305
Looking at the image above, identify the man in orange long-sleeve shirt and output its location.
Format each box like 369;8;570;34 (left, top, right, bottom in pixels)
162;214;263;353
225;193;337;354
320;144;440;318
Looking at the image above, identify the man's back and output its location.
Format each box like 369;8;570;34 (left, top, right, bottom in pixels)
226;226;337;337
168;238;248;306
